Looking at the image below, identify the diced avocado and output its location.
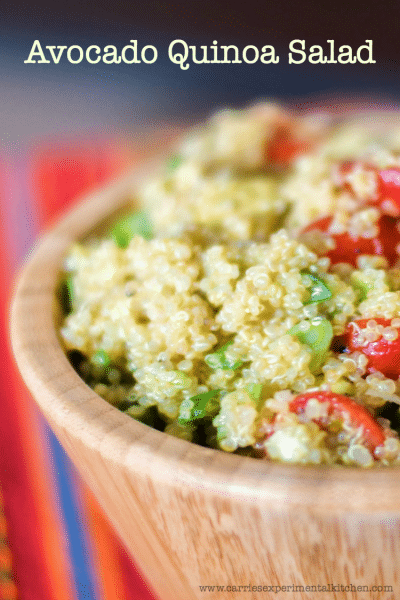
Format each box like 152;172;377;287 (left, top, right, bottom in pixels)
288;317;333;373
301;271;332;304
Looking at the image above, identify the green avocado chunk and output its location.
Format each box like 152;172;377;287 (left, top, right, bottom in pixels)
302;271;332;304
288;317;333;373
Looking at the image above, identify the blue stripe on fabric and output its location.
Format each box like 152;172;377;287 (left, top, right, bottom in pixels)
45;423;100;600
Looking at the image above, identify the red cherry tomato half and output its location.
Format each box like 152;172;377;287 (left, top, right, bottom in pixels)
336;161;400;216
377;168;400;215
289;391;386;452
265;125;311;168
343;318;400;380
303;214;400;267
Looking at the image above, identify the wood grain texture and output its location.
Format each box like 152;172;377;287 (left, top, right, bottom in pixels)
10;121;400;600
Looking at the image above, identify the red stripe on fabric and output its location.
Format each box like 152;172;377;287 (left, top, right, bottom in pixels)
30;137;134;227
1;155;76;600
0;230;52;598
117;536;160;600
0;158;51;600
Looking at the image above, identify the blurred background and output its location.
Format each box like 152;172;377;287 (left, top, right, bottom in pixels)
1;1;400;599
2;0;400;148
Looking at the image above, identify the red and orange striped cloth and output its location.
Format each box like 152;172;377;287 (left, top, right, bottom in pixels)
1;138;160;600
0;484;18;600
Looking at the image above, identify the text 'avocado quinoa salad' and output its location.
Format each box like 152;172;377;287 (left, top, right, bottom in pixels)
60;103;400;467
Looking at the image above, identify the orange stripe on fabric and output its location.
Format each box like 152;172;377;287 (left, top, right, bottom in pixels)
81;486;129;600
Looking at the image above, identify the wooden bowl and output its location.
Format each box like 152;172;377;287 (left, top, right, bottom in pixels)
10;119;400;600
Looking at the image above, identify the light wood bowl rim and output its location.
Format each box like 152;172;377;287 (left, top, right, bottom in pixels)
10;113;400;516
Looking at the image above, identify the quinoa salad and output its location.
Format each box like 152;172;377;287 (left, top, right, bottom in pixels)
60;103;400;467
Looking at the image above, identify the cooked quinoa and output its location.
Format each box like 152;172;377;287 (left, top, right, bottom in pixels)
60;103;400;467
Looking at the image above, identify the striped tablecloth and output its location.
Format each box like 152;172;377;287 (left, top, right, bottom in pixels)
1;136;162;600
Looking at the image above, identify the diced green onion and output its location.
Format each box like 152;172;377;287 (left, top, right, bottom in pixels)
288;317;333;372
66;275;74;303
111;211;153;248
205;342;243;371
302;271;332;304
60;276;73;314
350;272;373;302
246;383;262;401
92;350;111;368
167;155;183;171
178;389;220;424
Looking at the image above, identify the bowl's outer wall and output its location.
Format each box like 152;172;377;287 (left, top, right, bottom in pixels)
11;127;400;599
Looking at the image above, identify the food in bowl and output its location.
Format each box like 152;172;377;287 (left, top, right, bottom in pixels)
60;103;400;467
